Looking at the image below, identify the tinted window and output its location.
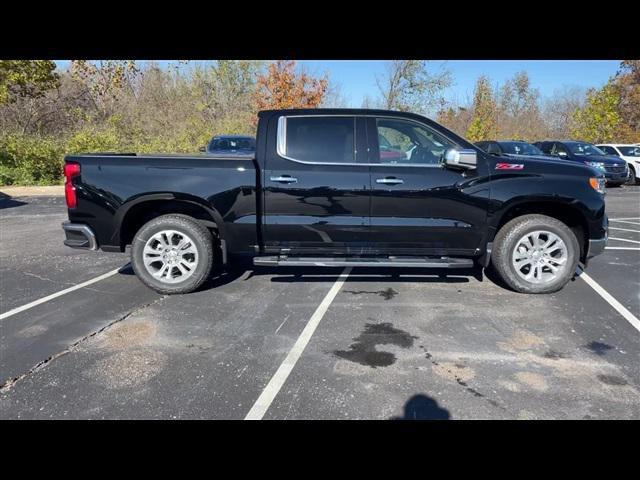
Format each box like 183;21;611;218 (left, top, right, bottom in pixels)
618;146;640;157
567;143;605;156
500;142;543;156
554;143;569;156
210;137;255;151
486;142;502;155
285;116;355;164
375;118;455;165
537;142;553;154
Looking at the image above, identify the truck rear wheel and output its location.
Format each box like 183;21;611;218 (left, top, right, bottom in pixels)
131;214;214;294
490;214;579;294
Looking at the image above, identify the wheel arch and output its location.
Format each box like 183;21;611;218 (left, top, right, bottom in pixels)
115;193;227;259
491;200;590;262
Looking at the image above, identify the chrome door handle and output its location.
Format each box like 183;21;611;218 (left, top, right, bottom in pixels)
376;177;404;185
270;176;298;183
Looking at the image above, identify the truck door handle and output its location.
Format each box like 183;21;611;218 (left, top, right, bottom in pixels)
270;175;298;184
376;177;404;185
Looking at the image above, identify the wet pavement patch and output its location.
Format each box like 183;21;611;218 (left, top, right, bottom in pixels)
585;341;614;356
333;322;417;368
343;288;398;300
597;374;628;386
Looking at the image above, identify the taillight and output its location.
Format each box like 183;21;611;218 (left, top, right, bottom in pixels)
64;162;81;209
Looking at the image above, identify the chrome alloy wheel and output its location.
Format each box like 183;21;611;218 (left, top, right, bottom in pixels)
511;230;568;284
142;230;199;284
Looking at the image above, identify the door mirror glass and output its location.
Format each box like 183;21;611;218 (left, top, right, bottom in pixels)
443;148;477;170
557;150;568;158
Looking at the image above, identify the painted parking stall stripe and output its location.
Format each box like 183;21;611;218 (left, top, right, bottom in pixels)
0;267;123;320
245;267;352;420
578;268;640;333
608;227;640;234
609;237;640;245
609;220;640;226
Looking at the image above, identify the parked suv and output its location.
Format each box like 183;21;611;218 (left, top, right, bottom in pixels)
534;140;628;186
596;144;640;185
475;140;555;159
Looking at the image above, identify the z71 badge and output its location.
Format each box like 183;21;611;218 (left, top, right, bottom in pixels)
495;163;524;170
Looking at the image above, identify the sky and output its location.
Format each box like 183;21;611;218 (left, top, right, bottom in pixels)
54;60;620;107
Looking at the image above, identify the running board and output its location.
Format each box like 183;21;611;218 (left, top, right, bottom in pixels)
253;256;474;268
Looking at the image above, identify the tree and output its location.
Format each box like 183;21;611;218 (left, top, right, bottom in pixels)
0;60;59;104
610;60;640;141
543;85;585;139
376;60;451;114
253;60;328;114
70;60;140;119
466;76;498;142
496;71;545;140
571;83;622;143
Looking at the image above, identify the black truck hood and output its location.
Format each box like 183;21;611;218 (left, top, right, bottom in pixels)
492;153;602;177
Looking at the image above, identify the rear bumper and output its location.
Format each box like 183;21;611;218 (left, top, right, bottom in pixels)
62;222;98;250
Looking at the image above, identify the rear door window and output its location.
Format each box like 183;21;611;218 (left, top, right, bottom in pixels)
281;116;355;164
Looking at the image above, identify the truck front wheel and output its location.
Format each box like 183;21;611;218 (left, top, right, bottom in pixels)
490;214;579;294
131;214;214;294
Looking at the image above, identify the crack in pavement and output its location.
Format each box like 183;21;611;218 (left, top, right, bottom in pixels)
0;295;167;393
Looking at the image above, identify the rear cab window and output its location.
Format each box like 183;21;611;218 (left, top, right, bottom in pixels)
278;116;356;164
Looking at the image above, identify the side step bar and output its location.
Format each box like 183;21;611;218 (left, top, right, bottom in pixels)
253;256;474;268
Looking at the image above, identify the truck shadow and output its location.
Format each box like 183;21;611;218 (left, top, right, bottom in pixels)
0;195;28;210
119;261;489;292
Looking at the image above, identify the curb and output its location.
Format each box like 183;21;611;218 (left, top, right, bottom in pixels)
0;186;64;198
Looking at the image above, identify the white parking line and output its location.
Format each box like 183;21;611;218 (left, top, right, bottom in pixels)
0;268;122;321
245;267;352;420
606;247;640;251
609;237;640;245
609;227;640;234
609;220;640;226
578;268;640;333
609;217;640;220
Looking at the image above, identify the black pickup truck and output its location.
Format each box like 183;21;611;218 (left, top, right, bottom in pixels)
62;108;608;295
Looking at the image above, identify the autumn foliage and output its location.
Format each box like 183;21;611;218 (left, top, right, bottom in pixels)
253;60;328;115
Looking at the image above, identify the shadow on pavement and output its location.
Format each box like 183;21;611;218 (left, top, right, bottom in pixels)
391;394;451;420
0;196;27;210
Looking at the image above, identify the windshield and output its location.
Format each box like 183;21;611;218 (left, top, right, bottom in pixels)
568;143;605;156
500;142;544;156
619;146;640;157
210;137;255;151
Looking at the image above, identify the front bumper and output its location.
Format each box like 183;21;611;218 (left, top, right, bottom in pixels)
604;170;629;184
62;222;98;250
586;216;608;259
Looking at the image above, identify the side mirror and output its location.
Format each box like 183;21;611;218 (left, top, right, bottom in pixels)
443;148;477;170
199;146;206;152
557;151;568;158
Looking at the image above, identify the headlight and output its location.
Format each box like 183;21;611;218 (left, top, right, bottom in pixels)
589;177;606;194
585;161;606;171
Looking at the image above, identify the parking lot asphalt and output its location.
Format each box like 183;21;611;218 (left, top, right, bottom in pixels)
0;187;638;419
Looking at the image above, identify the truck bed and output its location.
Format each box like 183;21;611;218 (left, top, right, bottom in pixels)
66;153;260;254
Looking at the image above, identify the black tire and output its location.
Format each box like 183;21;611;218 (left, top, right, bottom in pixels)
627;165;639;186
490;214;579;294
131;214;214;294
